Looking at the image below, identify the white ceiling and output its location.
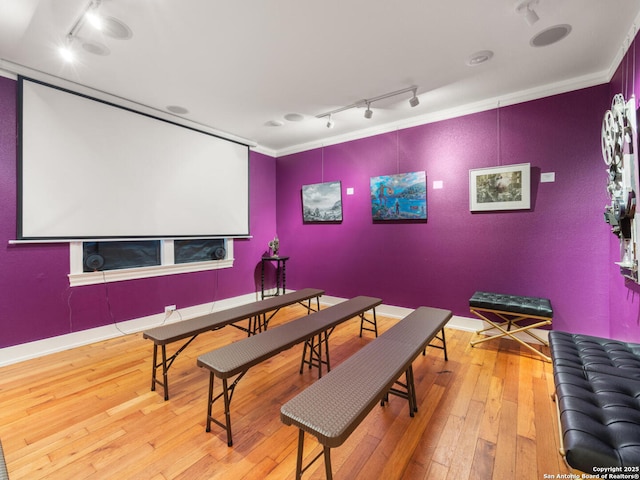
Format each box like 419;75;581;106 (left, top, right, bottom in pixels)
1;0;639;156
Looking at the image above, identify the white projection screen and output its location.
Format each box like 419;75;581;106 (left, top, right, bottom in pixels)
18;77;250;240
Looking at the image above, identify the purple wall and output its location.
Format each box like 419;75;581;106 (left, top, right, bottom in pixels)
276;85;620;339
3;31;640;348
0;75;277;348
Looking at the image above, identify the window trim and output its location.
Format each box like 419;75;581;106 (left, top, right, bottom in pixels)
68;239;234;287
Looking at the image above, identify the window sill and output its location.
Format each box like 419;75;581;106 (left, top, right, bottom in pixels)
68;258;234;287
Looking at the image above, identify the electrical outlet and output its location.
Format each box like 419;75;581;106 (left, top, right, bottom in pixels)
165;305;176;313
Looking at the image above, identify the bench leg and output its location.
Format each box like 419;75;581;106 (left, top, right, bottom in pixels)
151;344;158;392
423;327;448;361
299;331;331;377
359;307;378;337
150;335;200;401
150;344;170;401
299;295;321;315
470;309;551;362
204;372;246;446
294;429;333;480
300;335;313;373
381;365;418;417
160;345;169;401
205;372;215;433
222;377;233;446
324;446;333;480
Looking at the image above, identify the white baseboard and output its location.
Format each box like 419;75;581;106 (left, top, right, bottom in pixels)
0;292;549;367
0;292;258;367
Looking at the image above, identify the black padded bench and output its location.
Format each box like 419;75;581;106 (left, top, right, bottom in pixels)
549;331;640;472
196;296;382;446
469;291;553;362
280;306;452;480
143;288;324;400
0;440;8;480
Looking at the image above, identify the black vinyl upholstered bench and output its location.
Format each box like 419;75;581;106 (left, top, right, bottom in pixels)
197;296;382;446
280;306;452;480
143;288;324;400
0;440;8;480
469;291;553;361
549;331;640;472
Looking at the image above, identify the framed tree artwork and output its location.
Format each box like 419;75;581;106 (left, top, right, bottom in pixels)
469;163;531;211
302;181;343;223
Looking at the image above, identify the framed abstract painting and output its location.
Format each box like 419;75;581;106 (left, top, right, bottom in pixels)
370;171;427;221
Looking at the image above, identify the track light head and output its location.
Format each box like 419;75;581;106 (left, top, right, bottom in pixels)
409;89;419;107
364;103;373;119
326;115;335;128
515;0;539;26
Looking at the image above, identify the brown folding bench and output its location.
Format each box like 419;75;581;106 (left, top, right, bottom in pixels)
143;288;324;400
469;291;553;362
280;306;452;480
196;296;382;446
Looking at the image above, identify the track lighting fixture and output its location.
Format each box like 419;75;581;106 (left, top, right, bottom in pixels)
59;0;132;62
326;115;335;129
316;85;419;128
515;0;540;26
364;102;373;119
409;88;419;107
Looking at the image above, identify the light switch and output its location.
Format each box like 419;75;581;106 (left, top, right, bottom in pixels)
541;172;555;183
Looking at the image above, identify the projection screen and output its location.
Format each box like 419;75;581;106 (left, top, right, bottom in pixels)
18;77;250;240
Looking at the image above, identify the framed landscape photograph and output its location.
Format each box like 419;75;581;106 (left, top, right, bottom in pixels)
469;163;531;211
370;171;427;221
302;181;343;223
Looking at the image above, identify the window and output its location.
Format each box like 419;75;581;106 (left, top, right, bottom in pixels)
174;239;226;264
83;240;161;272
69;239;234;286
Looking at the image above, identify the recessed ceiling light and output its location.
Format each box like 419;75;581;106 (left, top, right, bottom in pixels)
265;120;284;127
530;24;572;47
284;113;304;122
166;105;189;115
466;50;494;66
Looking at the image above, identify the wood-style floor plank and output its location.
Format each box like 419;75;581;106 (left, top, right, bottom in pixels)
0;303;571;479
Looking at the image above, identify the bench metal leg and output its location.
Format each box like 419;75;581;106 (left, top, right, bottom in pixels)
295;429;305;479
298;295;321;315
294;429;333;480
323;447;333;480
381;365;418;416
470;308;551;362
150;335;199;401
423;327;448;361
204;371;247;446
299;330;331;377
359;307;378;337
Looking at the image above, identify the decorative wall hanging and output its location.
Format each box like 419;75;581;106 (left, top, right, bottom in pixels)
370;171;427;221
602;93;639;281
469;163;531;211
301;181;343;223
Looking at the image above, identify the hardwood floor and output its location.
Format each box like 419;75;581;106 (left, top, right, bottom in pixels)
0;304;570;479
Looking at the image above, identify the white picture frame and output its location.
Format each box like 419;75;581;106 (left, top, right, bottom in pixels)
469;163;531;211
